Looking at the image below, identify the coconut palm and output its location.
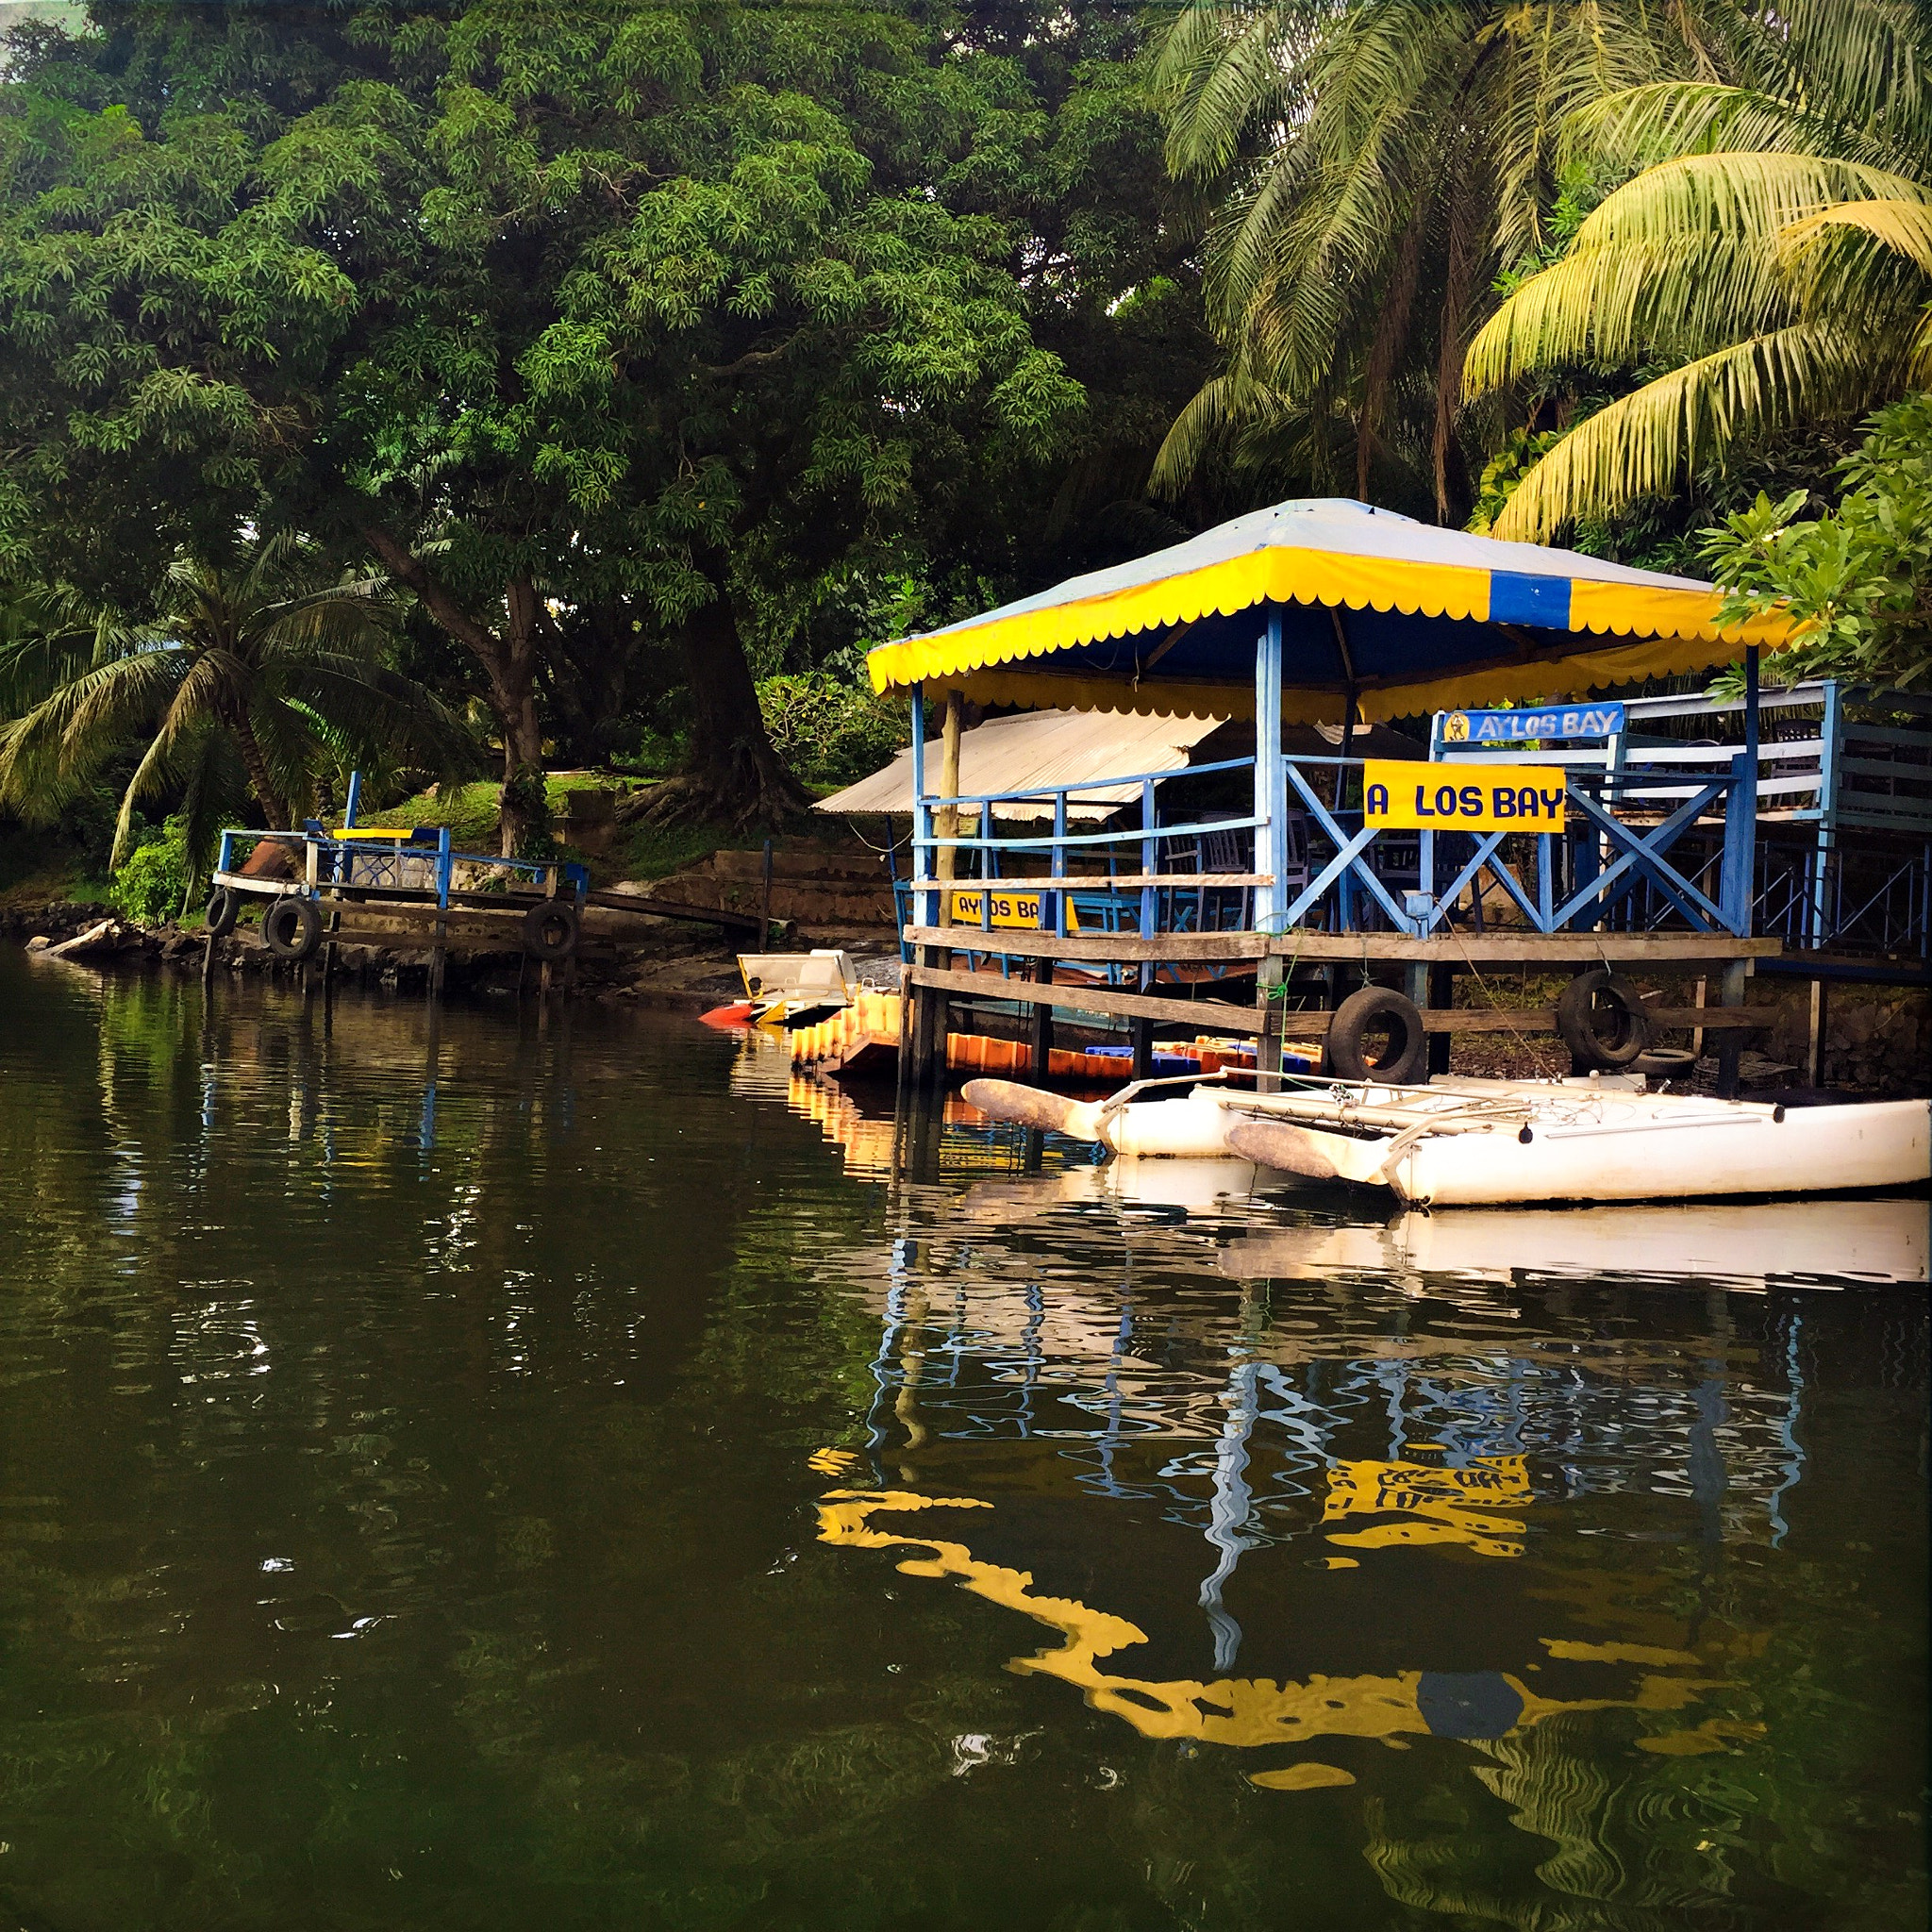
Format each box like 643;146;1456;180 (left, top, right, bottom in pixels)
1463;0;1932;540
0;534;475;889
1149;0;1729;521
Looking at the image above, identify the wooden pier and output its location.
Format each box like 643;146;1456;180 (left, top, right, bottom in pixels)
900;924;1782;1099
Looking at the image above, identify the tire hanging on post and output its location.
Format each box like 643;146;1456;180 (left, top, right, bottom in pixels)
260;895;323;961
523;899;579;962
205;886;241;938
1555;968;1652;1070
1323;985;1429;1085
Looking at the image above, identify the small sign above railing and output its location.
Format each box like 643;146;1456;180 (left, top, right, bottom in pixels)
1440;702;1625;744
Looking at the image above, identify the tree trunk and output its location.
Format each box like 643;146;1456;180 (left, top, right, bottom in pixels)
359;526;548;857
493;579;548;858
648;583;808;830
231;708;289;830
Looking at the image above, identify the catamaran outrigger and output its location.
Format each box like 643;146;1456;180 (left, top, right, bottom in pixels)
961;1073;1932;1208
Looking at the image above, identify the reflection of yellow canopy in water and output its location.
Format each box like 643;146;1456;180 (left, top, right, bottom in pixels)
1325;1455;1531;1560
817;1491;1746;1771
866;500;1795;723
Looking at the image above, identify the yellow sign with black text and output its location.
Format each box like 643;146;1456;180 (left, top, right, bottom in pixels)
1363;760;1567;833
947;888;1082;932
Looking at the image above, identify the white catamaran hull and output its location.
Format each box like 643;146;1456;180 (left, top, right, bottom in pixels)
960;1076;1932;1208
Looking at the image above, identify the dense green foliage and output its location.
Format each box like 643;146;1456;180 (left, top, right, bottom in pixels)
1704;393;1932;690
0;0;1924;900
1148;0;1730;522
755;667;904;791
105;809;189;921
1153;0;1930;564
1468;0;1932;540
0;0;1212;865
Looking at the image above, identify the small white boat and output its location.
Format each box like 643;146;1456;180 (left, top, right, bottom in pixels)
960;1074;1932;1208
738;948;858;1027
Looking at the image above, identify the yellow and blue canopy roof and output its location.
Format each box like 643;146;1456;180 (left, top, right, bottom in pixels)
867;498;1791;723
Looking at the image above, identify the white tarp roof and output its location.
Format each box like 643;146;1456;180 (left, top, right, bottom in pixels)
813;708;1224;821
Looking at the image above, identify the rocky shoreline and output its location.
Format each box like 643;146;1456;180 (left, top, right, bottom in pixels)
1;900;749;1006
7;899;1924;1095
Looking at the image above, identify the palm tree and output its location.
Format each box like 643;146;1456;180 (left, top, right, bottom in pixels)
1148;0;1729;522
1463;0;1932;540
0;534;475;890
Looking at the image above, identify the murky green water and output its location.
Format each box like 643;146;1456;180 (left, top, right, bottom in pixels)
0;949;1924;1931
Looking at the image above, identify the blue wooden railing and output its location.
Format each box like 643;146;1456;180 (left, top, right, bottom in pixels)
907;752;1761;948
214;773;588;911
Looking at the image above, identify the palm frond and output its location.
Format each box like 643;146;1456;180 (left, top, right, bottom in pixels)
285;658;481;779
1770;0;1930;149
1488;324;1876;540
1780;196;1932;275
1467;151;1931;391
1154;0;1319;184
1464;232;1790;391
110;654;235;868
1570;151;1931;251
0;590;100;715
1565;81;1843;168
1149;367;1292;495
169;724;249;903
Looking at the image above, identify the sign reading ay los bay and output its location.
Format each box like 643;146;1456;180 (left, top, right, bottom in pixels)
1363;761;1567;833
947;887;1082;932
1441;701;1624;743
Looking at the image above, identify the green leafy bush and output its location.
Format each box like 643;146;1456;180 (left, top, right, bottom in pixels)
757;672;907;791
1703;394;1932;691
108;817;192;924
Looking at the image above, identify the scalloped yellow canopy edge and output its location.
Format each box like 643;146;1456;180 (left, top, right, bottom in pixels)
866;545;1794;723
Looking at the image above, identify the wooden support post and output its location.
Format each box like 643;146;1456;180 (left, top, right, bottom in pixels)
1807;976;1829;1089
908;945;949;1094
1714;958;1748;1098
1427;963;1454;1075
1028;956;1054;1076
894;967;915;1116
1130;1014;1155;1080
1256;955;1287;1093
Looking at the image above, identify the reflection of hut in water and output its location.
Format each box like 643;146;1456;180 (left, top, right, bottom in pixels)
816;1197;1845;1740
812;1216;1826;1906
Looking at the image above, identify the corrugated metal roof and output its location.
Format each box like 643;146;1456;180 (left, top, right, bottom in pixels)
813;708;1224;820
